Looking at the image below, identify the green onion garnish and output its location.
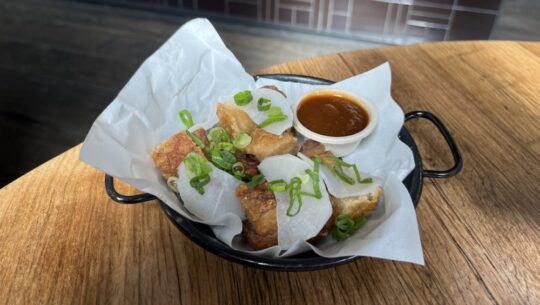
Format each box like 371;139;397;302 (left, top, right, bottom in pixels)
233;132;252;149
209;127;231;144
232;162;245;178
186;130;206;150
184;153;213;194
287;177;303;216
332;165;356;185
301;156;322;199
359;177;373;184
247;174;265;189
234;90;253;106
211;155;233;171
217;142;235;152
257;97;271;111
184;153;212;177
324;156;372;185
178;109;194;129
267;179;288;192
205;127;251;180
189;174;211;195
221;150;236;164
296;172;311;185
210;149;236;171
332;214;367;241
259;106;287;128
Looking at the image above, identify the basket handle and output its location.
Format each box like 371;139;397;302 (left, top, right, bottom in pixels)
105;175;156;204
405;111;462;178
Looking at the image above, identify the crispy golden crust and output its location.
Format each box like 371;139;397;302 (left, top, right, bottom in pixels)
300;140;336;167
244;129;300;161
151;130;204;179
300;139;326;157
330;186;382;221
216;103;257;139
236;183;277;235
236;183;278;250
242;221;278;250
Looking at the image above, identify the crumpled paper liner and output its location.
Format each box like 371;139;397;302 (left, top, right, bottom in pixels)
80;18;424;265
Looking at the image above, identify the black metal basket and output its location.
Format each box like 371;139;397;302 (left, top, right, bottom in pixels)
104;75;462;271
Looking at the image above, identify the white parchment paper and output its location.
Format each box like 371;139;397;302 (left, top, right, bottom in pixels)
80;18;424;265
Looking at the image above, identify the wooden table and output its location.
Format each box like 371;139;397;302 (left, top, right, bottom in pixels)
1;41;539;305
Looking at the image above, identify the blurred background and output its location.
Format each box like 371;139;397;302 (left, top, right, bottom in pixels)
1;0;538;187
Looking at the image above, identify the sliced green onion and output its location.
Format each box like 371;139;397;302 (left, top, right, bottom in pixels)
296;172;311;185
259;106;288;128
267;179;288;192
186;130;206;150
332;227;350;241
326;156;373;185
332;214;367;241
190;174;211;195
221;150;236;164
247;174;265;189
257;97;271;111
332;164;356;185
351;164;362;182
359;177;373;184
302;156;322;199
336;214;355;231
184;153;212;177
217;142;235;152
268;106;283;116
184;153;212;194
178;109;194;129
232;162;245;177
234;90;253;106
211;155;233;171
353;216;367;230
210;151;233;170
233;132;252;149
287;177;303;216
208;127;231;143
259;115;287;128
324;156;355;185
351;165;372;184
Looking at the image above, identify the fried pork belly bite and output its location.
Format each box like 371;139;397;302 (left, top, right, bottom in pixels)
300;139;336;167
236;183;278;249
330;187;382;220
243;221;278;251
299;139;326;156
235;180;346;249
244;129;300;161
216;103;257;139
300;139;382;221
234;152;260;178
216;93;299;161
151;129;206;179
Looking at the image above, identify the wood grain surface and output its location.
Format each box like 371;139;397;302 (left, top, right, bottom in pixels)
1;41;539;305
